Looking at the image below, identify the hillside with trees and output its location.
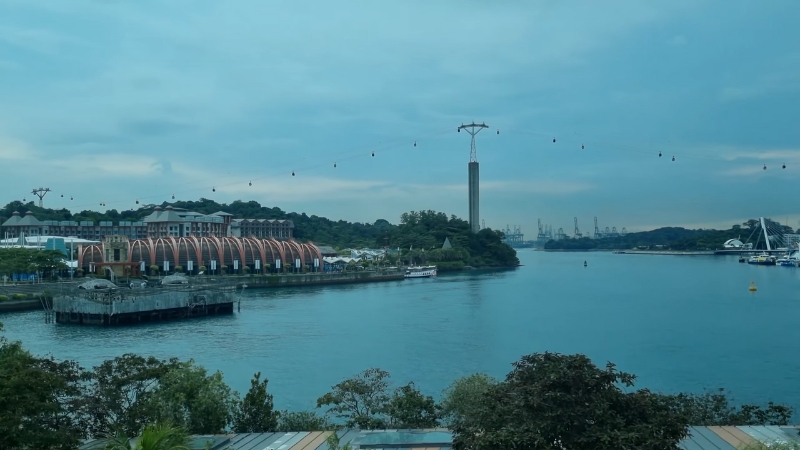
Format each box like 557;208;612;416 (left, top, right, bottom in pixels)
544;218;795;251
0;199;519;268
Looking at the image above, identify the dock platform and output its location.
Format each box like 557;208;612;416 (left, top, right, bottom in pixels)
53;278;240;326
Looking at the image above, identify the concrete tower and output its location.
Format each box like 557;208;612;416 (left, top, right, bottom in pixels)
457;122;488;233
468;161;479;233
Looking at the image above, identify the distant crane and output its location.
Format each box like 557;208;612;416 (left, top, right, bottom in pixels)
537;219;548;241
594;217;601;239
574;217;582;238
502;225;524;245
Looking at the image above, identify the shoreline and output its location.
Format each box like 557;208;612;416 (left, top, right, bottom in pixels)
543;249;716;255
0;266;519;314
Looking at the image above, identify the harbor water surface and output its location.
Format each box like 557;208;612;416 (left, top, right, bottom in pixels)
2;250;799;412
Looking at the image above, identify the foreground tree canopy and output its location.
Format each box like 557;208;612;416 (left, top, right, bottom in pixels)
0;200;519;268
0;322;795;450
0;248;68;277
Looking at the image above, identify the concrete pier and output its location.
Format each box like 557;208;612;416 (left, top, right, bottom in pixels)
53;282;238;326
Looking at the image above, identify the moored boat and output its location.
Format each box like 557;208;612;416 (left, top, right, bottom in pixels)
747;254;776;265
404;265;437;278
775;249;800;267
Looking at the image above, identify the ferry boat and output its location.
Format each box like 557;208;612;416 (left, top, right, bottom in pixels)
404;265;437;278
747;254;776;265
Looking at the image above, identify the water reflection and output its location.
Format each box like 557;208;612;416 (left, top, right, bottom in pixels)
1;252;799;413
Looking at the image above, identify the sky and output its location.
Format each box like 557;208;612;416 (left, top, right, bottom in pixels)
1;1;799;235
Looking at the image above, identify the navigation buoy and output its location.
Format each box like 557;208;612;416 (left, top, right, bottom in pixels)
749;281;757;292
584;260;587;267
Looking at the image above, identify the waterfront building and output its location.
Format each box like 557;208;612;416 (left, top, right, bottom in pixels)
723;238;744;249
142;206;230;238
1;207;295;241
784;234;800;248
230;218;294;239
78;235;323;277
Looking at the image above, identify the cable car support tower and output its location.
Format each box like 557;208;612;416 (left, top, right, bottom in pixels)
458;122;489;233
31;187;51;208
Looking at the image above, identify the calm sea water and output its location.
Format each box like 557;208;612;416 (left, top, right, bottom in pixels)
2;250;799;413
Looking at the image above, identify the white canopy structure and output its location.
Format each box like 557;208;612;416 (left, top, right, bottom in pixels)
723;239;744;249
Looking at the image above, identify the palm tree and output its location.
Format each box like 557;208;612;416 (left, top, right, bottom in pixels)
104;423;190;450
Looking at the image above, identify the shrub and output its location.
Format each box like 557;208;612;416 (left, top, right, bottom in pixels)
199;265;207;272
0;295;9;302
174;265;184;273
12;293;27;300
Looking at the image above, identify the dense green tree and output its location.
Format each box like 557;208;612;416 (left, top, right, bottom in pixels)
153;360;238;434
84;354;180;437
385;382;439;428
317;368;391;429
103;422;190;450
0;323;88;449
451;352;690;450
317;368;441;429
233;372;278;432
0;248;68;277
276;411;332;432
325;432;353;450
439;373;498;427
668;388;793;426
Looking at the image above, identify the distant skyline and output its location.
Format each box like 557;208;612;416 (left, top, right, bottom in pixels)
1;1;800;234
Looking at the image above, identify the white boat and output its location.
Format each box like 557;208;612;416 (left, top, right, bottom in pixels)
776;249;800;267
404;265;437;278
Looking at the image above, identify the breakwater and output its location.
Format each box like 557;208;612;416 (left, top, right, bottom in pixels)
239;270;404;289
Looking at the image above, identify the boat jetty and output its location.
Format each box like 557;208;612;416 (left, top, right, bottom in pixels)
51;275;243;326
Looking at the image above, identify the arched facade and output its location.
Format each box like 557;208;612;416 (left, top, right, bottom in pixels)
78;236;323;273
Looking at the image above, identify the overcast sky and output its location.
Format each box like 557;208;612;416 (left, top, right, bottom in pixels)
1;1;799;234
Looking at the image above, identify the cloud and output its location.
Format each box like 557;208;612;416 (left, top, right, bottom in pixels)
0;25;87;54
719;72;800;101
0;138;163;178
667;35;687;46
719;166;771;177
121;118;194;137
481;180;594;195
1;0;799;233
50;154;164;178
0;137;34;161
0;59;21;70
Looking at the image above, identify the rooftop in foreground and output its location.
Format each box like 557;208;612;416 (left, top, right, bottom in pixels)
79;426;800;450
